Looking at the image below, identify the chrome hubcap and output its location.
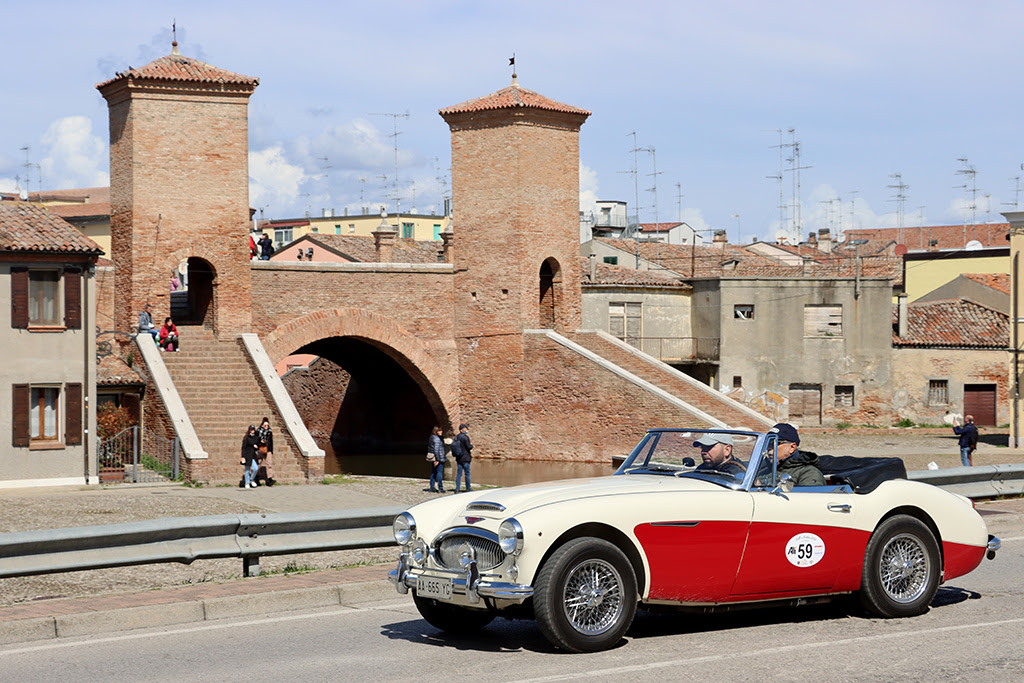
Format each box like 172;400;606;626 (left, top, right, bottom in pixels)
562;558;623;635
879;533;930;603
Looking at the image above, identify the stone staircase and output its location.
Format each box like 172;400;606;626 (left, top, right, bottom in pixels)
160;326;308;485
571;330;773;431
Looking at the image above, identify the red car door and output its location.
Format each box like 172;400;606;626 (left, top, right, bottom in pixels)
730;490;859;598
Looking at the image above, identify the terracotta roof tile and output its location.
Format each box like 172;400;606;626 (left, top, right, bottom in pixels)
845;223;1009;251
96;353;144;386
580;257;688;287
47;202;111;220
96;49;258;90
962;272;1010;295
638;222;684;233
895;298;1008;348
440;79;590;117
304;234;442;263
0;202;103;254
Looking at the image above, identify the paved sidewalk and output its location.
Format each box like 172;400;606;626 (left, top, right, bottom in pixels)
2;477;1022;647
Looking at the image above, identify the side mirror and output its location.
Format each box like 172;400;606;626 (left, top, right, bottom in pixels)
682;457;695;467
772;473;794;496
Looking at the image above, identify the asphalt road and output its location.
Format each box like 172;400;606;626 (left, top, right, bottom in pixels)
2;524;1022;681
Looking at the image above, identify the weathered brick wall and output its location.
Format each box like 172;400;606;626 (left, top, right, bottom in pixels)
280;357;351;441
103;87;254;340
251;263;461;428
520;333;717;461
94;264;115;332
891;347;1009;425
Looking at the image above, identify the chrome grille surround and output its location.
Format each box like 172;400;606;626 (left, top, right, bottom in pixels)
434;527;506;571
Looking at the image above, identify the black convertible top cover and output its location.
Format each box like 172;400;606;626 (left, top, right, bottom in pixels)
816;454;908;494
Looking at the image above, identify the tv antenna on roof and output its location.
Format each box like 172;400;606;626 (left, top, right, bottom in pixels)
371;112;409;208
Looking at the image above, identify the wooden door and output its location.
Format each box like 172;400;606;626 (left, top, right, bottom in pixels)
963;384;997;426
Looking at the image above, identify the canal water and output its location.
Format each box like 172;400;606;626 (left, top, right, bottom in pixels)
321;442;616;487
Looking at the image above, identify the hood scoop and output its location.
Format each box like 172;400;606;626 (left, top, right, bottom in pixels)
465;501;506;512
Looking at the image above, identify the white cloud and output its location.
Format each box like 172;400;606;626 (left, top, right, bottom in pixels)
249;146;307;216
579;162;598;215
39;116;109;189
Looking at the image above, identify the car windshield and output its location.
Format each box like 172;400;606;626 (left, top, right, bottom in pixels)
617;429;762;486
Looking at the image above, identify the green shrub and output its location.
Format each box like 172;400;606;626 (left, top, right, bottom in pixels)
895;418;915;428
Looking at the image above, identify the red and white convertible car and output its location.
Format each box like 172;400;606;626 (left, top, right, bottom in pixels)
389;428;1000;652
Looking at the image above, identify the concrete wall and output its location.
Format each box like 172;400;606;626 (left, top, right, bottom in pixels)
904;249;1008;302
712;277;894;426
0;262;97;486
581;286;692;339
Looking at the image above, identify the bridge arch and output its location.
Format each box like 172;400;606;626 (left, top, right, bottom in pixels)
261;307;459;431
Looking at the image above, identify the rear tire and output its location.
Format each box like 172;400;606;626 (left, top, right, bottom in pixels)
534;537;638;653
412;593;495;633
858;514;940;618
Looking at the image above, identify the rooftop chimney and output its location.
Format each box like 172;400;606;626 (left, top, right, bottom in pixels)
712;230;727;250
818;228;833;253
898;294;908;338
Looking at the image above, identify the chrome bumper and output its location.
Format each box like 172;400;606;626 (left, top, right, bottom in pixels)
987;534;1000;560
388;552;534;605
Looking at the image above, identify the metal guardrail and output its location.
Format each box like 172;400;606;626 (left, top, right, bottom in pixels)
0;506;402;580
1;467;1022;582
909;464;1024;499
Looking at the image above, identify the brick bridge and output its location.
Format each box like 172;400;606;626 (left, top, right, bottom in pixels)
97;47;770;484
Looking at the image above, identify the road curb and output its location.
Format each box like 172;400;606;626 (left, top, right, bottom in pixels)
0;579;397;647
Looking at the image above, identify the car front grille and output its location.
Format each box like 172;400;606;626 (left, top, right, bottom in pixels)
435;533;505;571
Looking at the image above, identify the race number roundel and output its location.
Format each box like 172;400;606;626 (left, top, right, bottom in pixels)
785;532;825;567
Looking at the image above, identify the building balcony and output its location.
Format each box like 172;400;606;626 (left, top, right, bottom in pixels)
626;336;720;362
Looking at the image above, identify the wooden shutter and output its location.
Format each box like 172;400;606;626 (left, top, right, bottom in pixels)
65;383;83;445
12;384;30;447
64;268;82;329
11;267;28;328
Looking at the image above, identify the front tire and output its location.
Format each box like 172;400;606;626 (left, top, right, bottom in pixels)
534;537;638;653
859;514;940;618
412;593;495;633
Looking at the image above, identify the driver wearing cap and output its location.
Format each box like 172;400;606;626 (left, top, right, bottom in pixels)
693;433;746;476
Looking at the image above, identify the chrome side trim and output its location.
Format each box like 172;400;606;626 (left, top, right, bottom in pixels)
649;521;701;527
466;501;506;512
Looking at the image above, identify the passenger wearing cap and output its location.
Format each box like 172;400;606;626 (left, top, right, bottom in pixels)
451;423;474;492
693;433;746;476
770;422;825;487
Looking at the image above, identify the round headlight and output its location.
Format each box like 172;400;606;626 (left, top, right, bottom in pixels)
411;538;429;565
498;518;524;556
393;512;416;546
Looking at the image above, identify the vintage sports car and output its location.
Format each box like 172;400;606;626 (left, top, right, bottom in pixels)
388;428;1000;652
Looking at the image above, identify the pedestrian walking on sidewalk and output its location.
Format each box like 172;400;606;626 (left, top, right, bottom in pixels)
452;423;473;492
427;425;446;493
256;417;277;486
953;415;978;467
241;424;260;488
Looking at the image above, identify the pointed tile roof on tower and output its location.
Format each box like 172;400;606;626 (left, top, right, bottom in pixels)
440;77;590;116
96;42;258;90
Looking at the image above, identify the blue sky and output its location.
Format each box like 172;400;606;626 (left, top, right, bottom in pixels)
2;0;1023;244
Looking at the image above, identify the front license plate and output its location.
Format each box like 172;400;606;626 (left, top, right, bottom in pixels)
419;575;454;602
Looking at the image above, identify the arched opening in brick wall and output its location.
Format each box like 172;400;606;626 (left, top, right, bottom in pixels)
539;257;562;328
172;257;216;330
261;307;459;478
280;337;445;476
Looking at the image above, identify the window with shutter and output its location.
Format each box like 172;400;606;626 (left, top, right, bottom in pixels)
64;268;81;329
803;305;843;337
65;383;82;445
28;270;61;325
12;384;30;447
609;302;642;343
11;267;28;328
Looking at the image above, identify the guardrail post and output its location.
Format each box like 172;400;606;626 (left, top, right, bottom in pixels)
243;555;261;577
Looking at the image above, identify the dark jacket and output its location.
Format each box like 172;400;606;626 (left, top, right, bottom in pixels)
953;423;978;449
257;237;275;258
256;425;274;456
779;449;825;487
696;457;745;476
429;433;446;463
451;432;473;464
241;432;259;466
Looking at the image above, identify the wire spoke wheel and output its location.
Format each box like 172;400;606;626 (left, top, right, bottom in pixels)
879;533;929;603
561;558;624;635
859;514;939;618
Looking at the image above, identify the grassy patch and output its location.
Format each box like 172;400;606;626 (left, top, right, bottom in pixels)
321;474;353;485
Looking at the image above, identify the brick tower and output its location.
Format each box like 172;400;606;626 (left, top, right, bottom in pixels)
97;41;258;339
440;77;590;455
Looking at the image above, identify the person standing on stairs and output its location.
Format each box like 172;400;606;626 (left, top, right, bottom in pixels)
256;417;277;486
241;424;260;488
